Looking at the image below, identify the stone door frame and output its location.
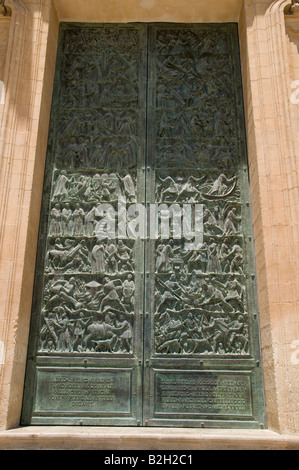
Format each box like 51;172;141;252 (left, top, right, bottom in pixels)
0;0;298;447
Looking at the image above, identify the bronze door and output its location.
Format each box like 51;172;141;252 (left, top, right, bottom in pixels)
21;23;266;428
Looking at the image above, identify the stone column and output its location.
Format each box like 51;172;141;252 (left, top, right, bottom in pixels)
0;0;58;429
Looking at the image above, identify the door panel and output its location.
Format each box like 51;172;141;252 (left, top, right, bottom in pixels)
21;23;265;428
143;24;265;428
21;23;147;426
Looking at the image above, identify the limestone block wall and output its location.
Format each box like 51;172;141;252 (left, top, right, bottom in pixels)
0;0;298;443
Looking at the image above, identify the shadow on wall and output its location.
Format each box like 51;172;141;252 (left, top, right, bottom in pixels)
285;2;299;52
284;0;299;15
0;1;11;17
0;81;4;104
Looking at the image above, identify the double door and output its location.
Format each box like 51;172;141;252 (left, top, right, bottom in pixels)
22;23;265;428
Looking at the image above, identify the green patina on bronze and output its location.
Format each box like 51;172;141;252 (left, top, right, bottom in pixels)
21;23;266;428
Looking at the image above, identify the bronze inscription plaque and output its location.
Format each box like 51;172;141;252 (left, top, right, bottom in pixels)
155;371;252;417
34;368;131;415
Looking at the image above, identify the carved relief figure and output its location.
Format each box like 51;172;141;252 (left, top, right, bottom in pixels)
91;240;105;273
49;204;62;236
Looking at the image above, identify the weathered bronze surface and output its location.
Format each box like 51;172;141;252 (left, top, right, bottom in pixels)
21;23;266;428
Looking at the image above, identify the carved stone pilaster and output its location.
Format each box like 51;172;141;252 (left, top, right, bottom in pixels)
0;0;54;430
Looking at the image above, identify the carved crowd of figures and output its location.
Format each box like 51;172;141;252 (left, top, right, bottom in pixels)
156;172;239;203
156;236;244;276
155;310;248;356
36;26;251;358
56;134;138;170
62;80;138;109
63;27;139;55
55;27;141;173
153;230;248;356
46;238;134;275
155;140;239;171
154;271;248;356
40;274;135;354
52;171;136;203
154;28;239;173
151;28;249;357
